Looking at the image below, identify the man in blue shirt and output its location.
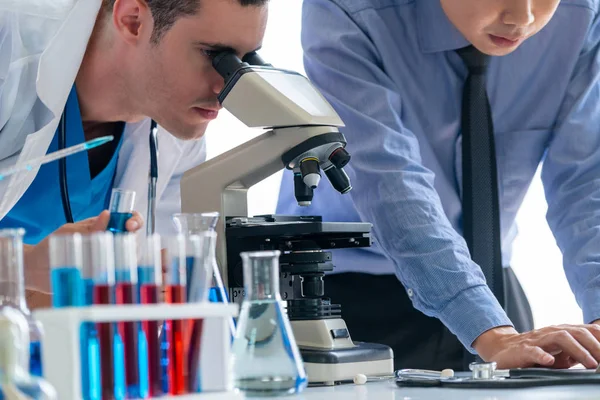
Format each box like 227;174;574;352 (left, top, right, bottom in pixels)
278;0;600;369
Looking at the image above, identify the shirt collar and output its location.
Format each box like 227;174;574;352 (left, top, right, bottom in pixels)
416;0;470;53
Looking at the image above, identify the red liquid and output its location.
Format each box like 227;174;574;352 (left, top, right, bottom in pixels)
187;319;204;392
165;285;187;395
140;284;162;397
115;283;140;394
94;284;115;400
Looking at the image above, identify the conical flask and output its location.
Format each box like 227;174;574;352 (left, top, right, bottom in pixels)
0;229;44;377
171;213;229;305
231;250;307;396
0;307;56;399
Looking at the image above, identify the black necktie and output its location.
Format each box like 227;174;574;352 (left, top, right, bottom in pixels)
457;46;505;308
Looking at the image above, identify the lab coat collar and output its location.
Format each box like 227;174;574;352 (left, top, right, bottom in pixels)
416;0;470;54
36;0;103;119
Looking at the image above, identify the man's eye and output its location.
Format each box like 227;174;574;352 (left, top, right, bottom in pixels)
202;49;220;60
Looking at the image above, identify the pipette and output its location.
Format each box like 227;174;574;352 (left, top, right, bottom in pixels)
0;136;114;180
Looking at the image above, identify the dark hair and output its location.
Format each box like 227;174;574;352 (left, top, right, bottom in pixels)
103;0;268;43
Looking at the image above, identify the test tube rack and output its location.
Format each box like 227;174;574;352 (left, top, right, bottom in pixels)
33;303;241;400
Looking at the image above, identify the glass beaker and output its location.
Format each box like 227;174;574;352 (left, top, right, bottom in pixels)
0;228;44;377
107;189;136;233
232;250;307;397
171;213;230;309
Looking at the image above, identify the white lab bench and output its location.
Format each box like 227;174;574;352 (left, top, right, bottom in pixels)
247;381;600;399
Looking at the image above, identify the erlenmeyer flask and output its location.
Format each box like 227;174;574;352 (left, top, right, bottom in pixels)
0;229;44;377
231;250;307;397
171;213;229;305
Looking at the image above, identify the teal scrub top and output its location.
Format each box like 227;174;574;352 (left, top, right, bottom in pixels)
0;86;124;245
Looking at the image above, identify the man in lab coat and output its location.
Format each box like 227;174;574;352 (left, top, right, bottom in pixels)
0;0;268;302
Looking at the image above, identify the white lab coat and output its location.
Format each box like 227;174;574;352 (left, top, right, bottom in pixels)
0;0;206;235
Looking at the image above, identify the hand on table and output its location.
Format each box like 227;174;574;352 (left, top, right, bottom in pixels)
23;210;144;300
473;324;600;369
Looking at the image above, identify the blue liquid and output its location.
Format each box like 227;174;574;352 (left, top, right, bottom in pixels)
185;257;194;299
138;327;149;398
113;333;126;400
160;323;170;394
81;279;101;400
137;266;155;304
29;341;42;377
108;212;133;233
51;267;83;307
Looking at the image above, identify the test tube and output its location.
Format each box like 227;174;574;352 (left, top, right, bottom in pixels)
108;189;136;233
87;232;125;400
49;234;84;308
186;233;213;393
137;234;163;397
51;234;101;400
164;236;188;395
114;234;143;399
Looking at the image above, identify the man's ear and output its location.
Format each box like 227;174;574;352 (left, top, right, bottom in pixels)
111;0;153;45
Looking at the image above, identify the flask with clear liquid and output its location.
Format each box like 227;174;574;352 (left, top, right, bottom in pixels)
0;229;44;377
0;307;56;399
231;250;307;397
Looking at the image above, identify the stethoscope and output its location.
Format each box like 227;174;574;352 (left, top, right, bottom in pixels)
58;107;159;235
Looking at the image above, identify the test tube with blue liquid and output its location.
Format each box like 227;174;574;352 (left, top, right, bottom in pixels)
108;189;136;233
114;234;147;399
50;234;101;400
88;232;125;400
137;234;163;397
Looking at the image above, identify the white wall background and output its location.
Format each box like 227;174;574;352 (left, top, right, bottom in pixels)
204;0;581;329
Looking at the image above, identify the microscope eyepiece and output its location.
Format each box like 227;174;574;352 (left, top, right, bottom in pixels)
329;147;351;169
242;51;272;67
294;173;313;206
212;51;247;81
325;165;352;194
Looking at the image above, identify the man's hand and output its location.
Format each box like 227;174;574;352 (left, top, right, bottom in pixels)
24;210;144;295
473;325;600;369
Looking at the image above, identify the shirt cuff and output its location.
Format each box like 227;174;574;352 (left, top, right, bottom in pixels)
436;285;513;353
580;287;600;324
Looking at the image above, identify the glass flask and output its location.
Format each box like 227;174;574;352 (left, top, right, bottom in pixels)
0;229;44;377
171;213;228;304
171;213;235;340
231;250;307;397
0;307;56;399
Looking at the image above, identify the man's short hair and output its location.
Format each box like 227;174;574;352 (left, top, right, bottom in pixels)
102;0;268;43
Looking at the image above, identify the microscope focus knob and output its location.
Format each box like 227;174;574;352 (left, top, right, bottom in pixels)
329;147;351;169
300;158;321;189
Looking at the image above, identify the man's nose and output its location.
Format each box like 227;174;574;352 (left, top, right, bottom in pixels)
502;0;535;28
210;68;226;95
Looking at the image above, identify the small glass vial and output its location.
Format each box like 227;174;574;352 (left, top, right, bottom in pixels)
231;250;307;397
0;228;44;377
107;189;136;233
0;307;56;399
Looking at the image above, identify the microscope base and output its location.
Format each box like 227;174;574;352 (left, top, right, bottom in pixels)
300;342;394;385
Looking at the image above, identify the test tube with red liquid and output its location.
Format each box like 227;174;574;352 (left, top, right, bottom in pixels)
137;234;163;397
164;235;189;395
88;232;125;400
114;233;145;399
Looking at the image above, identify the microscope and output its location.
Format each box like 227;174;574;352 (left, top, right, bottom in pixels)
180;52;393;385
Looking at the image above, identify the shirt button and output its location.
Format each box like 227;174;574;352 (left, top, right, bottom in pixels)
407;288;413;297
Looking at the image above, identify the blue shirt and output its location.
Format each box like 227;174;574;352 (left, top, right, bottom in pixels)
277;0;600;350
0;86;123;244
